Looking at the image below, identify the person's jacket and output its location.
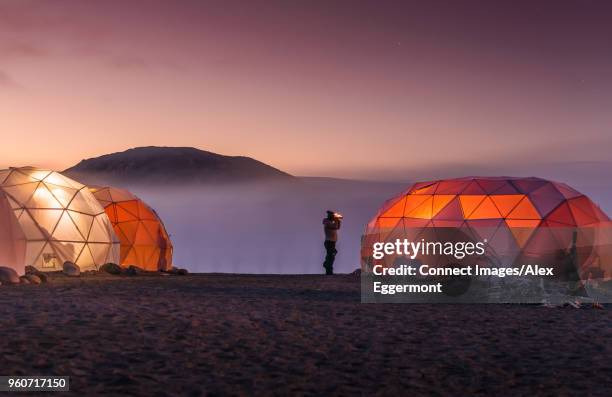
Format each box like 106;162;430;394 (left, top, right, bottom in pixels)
323;218;341;241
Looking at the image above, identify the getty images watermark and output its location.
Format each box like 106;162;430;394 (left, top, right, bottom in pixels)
361;229;612;304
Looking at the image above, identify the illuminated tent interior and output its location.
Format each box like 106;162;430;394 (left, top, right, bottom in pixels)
0;167;120;272
0;190;26;275
362;177;611;280
90;186;173;271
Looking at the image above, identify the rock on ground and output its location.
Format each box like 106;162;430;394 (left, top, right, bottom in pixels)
0;267;20;284
25;274;42;285
99;263;122;275
25;265;38;274
62;262;81;277
125;265;145;276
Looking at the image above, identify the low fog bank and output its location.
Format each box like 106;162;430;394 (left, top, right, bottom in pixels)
129;178;406;274
122;162;612;274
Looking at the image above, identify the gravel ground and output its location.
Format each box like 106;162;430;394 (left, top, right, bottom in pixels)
0;273;610;396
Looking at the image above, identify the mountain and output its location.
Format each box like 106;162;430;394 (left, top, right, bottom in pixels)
64;146;294;186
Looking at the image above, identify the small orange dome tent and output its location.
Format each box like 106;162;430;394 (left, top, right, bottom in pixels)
90;186;173;271
0;167;120;271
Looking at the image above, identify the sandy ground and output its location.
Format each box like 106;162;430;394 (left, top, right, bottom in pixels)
0;273;611;396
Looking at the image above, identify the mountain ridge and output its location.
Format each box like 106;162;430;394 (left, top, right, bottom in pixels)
63;146;294;186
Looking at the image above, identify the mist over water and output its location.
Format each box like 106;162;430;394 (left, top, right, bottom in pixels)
129;178;406;274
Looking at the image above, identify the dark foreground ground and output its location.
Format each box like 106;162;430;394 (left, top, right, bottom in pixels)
0;274;611;396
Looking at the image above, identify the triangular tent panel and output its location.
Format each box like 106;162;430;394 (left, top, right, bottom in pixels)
17;210;45;239
52;211;85;241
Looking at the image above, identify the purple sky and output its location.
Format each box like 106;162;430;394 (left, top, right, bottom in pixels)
0;0;611;177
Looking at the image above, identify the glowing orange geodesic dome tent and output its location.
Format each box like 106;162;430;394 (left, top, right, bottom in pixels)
90;186;173;271
0;167;120;272
362;177;611;280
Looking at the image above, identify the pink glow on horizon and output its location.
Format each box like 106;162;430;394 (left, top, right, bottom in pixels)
1;1;611;177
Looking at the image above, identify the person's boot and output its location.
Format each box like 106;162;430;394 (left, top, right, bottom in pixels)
323;262;333;275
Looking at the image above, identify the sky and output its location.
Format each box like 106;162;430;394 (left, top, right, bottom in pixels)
1;0;611;178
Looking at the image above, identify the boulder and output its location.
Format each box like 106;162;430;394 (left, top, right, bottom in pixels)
62;261;81;277
25;274;42;285
99;263;122;275
125;265;145;276
176;268;189;276
23;266;47;283
36;272;48;283
0;267;20;284
25;265;39;275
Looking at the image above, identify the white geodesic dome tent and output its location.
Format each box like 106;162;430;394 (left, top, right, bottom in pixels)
0;167;120;272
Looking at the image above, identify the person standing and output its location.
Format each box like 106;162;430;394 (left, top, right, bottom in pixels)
322;210;342;275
